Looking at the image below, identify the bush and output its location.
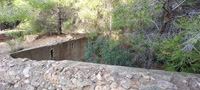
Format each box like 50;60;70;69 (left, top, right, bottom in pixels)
86;32;100;40
6;40;24;53
5;31;24;38
10;46;24;53
84;37;135;67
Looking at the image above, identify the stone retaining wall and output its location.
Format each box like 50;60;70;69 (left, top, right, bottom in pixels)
0;54;199;90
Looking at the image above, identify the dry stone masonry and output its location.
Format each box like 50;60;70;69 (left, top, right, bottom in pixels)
0;53;200;90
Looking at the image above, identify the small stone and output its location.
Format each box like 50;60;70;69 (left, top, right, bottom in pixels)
126;74;133;79
83;85;91;90
60;77;72;85
8;71;17;75
26;85;35;90
23;66;32;78
157;80;177;89
21;58;29;62
31;81;40;87
71;78;77;85
120;80;131;89
96;81;106;85
49;73;59;83
116;87;126;90
96;73;103;81
129;89;137;90
14;83;19;88
131;81;140;89
65;71;72;79
40;82;45;87
48;86;56;90
102;85;110;90
51;62;57;67
104;73;114;82
141;74;150;79
132;74;141;80
16;76;20;80
110;82;118;89
44;83;50;89
183;80;187;84
91;73;96;81
24;79;30;84
95;85;102;90
150;77;156;80
9;63;15;67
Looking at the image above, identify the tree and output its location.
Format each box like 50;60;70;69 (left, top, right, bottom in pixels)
0;0;33;29
23;0;75;34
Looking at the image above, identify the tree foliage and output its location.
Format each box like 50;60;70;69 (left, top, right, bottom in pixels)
0;0;33;23
112;0;162;31
156;16;200;73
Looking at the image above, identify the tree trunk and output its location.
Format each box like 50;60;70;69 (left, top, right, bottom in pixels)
58;7;62;34
146;49;154;69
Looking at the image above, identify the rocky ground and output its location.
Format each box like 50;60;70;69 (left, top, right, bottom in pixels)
0;33;200;90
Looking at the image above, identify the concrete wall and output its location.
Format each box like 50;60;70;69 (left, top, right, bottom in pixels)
10;37;88;60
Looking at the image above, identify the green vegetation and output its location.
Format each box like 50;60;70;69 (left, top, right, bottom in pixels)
1;0;199;73
84;37;134;67
156;16;200;73
0;0;33;23
112;0;162;31
5;31;23;38
6;40;24;53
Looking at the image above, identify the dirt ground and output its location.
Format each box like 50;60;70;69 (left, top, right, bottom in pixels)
0;32;86;55
21;33;86;48
0;42;9;54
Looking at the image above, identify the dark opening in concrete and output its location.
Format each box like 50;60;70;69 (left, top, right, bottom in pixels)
50;49;54;59
10;37;88;61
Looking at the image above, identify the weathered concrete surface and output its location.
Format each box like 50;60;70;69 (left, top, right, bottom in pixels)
0;53;200;90
10;37;87;61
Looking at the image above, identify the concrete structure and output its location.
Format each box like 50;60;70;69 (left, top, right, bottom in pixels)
11;37;87;61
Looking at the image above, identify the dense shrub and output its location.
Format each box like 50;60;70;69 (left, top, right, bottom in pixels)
84;37;134;67
5;31;23;38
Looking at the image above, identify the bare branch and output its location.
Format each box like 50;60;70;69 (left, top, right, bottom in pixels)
172;0;186;11
150;20;160;30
